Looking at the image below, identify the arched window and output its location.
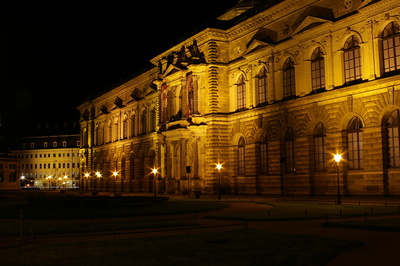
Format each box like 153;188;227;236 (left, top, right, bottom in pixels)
284;128;295;173
259;132;268;174
313;122;326;172
131;114;136;137
283;58;295;99
130;153;135;180
387;110;400;168
238;137;246;175
382;22;400;74
347;117;363;169
237;74;246;111
140;110;147;135
122;117;128;139
311;47;325;92
344;36;362;83
257;67;268;105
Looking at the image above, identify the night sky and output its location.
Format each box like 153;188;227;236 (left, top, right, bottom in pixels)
0;0;237;138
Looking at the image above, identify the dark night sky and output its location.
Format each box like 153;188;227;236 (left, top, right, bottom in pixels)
0;0;237;138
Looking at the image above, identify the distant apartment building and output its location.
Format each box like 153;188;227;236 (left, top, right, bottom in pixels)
11;122;81;189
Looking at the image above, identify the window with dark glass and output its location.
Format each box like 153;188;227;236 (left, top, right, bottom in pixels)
311;47;325;92
382;22;400;74
238;137;245;175
237;75;246;111
344;36;362;83
257;67;268;105
387;110;400;168
283;58;295;99
259;132;268;174
284;128;295;173
347;117;363;169
313;122;326;172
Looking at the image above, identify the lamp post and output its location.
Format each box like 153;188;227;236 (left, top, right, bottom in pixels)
46;175;52;191
216;163;222;200
113;171;118;194
64;175;68;190
152;168;158;197
334;154;342;205
95;172;101;192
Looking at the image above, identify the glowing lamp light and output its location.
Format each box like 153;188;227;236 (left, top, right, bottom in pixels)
85;173;90;178
113;171;118;177
152;168;158;175
216;163;222;171
334;154;342;163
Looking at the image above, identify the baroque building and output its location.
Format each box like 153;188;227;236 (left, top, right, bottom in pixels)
11;123;81;189
78;0;400;195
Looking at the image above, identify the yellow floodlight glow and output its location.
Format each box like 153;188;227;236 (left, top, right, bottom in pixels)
334;154;342;163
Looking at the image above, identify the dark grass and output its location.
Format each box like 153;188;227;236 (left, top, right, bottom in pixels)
206;202;400;221
323;217;400;232
0;229;362;266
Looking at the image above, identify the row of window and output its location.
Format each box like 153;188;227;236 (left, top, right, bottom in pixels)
0;164;17;169
15;153;78;159
21;163;80;170
22;141;80;149
236;109;400;175
237;22;400;109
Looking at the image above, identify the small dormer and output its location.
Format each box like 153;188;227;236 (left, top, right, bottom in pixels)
100;105;108;114
131;88;143;101
114;97;124;108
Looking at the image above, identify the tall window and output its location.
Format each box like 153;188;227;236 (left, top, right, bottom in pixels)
140;111;146;135
382;22;400;74
387;110;400;168
283;58;295;99
347;117;363;169
257;67;268;105
313;122;326;172
237;74;246;111
238;137;246;175
284;128;295;173
311;47;325;92
344;36;362;83
259;132;268;174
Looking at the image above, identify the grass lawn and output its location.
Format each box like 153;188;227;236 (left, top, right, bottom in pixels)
323;218;400;232
206;202;400;221
0;229;362;266
0;199;228;236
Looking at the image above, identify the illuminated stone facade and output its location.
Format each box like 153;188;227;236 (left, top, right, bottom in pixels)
12;123;81;189
78;0;400;195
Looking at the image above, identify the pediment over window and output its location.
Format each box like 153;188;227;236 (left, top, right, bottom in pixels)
162;64;182;78
244;39;272;55
292;16;331;36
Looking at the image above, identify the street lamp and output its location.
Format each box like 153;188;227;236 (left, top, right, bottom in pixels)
64;175;68;190
216;163;222;200
152;168;158;197
46;175;52;190
334;154;342;205
95;172;102;192
113;171;118;194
